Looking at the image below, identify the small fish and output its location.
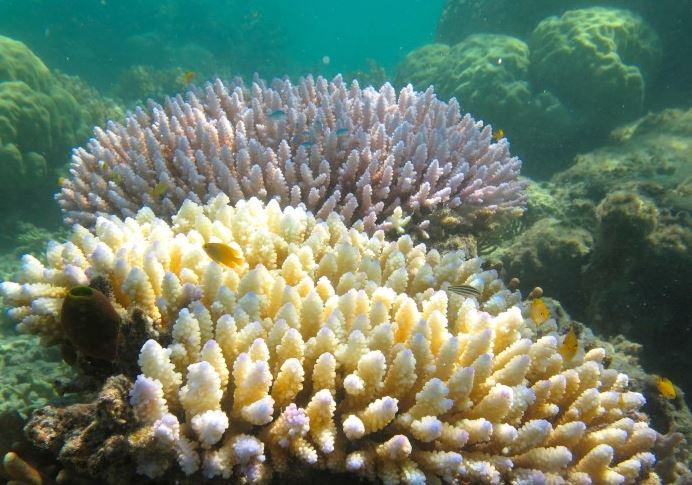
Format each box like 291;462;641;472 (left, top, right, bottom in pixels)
492;128;505;142
180;71;196;86
656;376;676;400
447;285;481;298
57;176;66;186
558;327;579;361
300;141;315;149
151;181;169;200
530;298;549;324
269;109;286;120
335;128;349;137
203;242;244;269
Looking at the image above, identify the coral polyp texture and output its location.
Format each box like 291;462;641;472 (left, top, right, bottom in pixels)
57;75;526;233
1;196;662;483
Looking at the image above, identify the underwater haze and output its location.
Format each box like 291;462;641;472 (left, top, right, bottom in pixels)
0;0;691;483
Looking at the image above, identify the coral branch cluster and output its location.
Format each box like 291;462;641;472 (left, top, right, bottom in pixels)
57;75;526;233
1;196;660;483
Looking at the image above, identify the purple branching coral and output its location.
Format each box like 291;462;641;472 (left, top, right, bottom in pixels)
58;75;526;233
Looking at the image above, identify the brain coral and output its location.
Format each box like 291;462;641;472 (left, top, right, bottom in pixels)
529;7;661;127
1;195;661;483
57;75;526;233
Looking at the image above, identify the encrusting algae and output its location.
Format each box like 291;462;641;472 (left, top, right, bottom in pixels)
0;195;666;484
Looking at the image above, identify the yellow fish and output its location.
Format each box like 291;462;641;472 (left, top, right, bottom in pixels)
57;176;66;186
559;327;579;361
151;181;169;200
530;298;549;324
656;376;676;400
493;128;505;142
181;70;196;86
203;242;243;269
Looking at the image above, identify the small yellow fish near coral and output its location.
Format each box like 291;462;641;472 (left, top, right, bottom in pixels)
529;298;550;324
203;242;243;269
150;181;169;200
558;326;579;361
492;128;505;142
180;71;196;86
656;376;677;400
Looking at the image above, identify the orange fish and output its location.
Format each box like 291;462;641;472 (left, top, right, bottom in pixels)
530;298;549;324
492;128;505;142
203;242;243;269
656;376;676;400
559;327;579;361
181;71;196;86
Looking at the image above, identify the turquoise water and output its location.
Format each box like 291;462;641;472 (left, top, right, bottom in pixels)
0;0;690;482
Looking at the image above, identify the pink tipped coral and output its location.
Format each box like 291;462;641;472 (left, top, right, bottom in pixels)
58;75;526;233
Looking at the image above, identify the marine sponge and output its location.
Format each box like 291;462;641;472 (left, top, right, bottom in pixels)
1;196;661;483
530;7;661;127
57;74;526;233
60;285;121;361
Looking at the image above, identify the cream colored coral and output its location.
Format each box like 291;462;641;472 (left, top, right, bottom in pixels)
0;196;662;483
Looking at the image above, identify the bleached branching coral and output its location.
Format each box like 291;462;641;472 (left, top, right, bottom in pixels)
1;196;659;483
57;74;526;233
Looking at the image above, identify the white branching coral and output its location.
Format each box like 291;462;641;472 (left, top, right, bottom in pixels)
1;196;660;483
57;75;526;233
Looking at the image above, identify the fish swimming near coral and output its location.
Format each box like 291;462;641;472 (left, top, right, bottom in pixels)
269;109;287;120
656;376;676;399
493;128;505;142
335;127;349;137
180;71;196;86
203;242;243;269
447;284;481;298
151;181;169;201
559;326;579;361
530;298;550;324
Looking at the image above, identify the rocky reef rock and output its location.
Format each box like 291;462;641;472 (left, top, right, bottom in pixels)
490;107;692;400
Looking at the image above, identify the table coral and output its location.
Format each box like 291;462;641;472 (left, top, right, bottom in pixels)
57;75;526;233
1;195;663;483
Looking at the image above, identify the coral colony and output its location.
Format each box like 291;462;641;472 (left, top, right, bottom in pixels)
2;195;661;483
0;77;663;483
57;75;526;233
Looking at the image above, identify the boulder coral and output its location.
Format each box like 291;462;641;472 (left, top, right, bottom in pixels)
1;195;664;483
396;35;576;174
529;7;661;128
0;35;89;193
